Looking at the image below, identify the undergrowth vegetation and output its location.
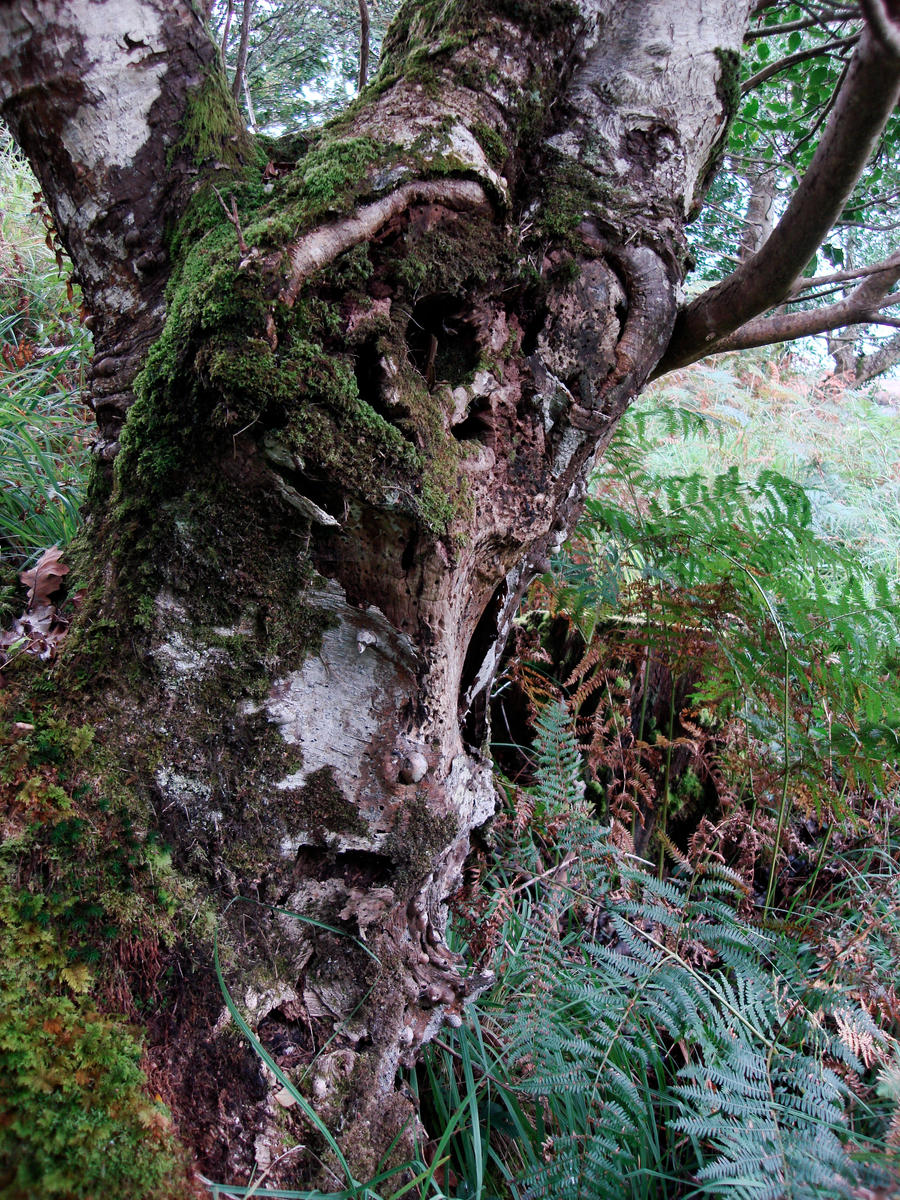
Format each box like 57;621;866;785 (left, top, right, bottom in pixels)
0;129;91;615
413;367;900;1199
420;706;900;1199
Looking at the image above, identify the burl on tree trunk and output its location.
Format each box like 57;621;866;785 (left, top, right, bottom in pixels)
0;0;746;1183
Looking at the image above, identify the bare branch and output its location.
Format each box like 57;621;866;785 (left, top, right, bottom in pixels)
212;186;249;256
855;330;900;382
358;0;370;91
220;0;235;60
655;23;900;378
231;0;254;105
787;255;900;298
691;254;900;356
742;33;858;94
242;71;257;133
745;12;856;40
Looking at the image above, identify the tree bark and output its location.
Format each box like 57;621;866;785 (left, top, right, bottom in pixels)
739;166;778;262
855;329;900;382
0;0;747;1185
357;0;370;91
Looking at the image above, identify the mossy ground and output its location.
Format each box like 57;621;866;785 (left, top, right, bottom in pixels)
0;691;197;1198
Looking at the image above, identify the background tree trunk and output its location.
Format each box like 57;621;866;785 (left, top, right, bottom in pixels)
739;166;778;261
855;329;900;382
0;0;747;1183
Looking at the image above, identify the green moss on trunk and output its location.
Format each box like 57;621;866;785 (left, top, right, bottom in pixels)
0;703;197;1198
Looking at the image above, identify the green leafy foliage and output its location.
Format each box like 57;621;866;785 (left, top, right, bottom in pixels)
504;360;900;897
210;0;401;132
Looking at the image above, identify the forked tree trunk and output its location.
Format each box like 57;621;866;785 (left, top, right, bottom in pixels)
0;0;747;1183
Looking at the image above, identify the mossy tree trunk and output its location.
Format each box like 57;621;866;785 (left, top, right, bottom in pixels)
0;0;748;1183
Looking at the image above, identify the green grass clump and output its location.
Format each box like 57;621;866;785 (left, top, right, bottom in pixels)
0;129;92;580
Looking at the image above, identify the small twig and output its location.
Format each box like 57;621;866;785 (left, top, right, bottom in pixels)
242;1143;308;1198
213;186;249;256
220;0;235;66
511;852;578;895
357;0;370;90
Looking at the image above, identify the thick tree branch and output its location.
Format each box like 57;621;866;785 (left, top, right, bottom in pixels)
0;0;247;455
700;254;900;355
655;22;900;378
859;0;900;55
741;33;858;95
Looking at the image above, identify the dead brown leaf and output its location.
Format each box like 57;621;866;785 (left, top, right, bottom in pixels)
20;545;70;609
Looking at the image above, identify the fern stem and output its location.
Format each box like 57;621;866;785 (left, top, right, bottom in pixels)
658;659;678;880
617;914;778;1050
765;645;792;915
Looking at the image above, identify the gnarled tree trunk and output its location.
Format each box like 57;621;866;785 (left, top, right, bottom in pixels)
0;0;747;1184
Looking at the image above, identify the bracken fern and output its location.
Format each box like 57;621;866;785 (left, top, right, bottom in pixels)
437;703;900;1199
